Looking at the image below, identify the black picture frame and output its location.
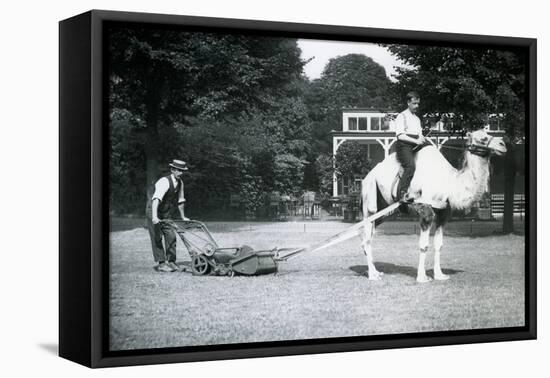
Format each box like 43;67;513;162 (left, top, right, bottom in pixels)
59;9;537;368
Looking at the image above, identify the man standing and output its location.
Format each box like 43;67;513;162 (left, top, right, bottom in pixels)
394;92;427;202
146;159;190;272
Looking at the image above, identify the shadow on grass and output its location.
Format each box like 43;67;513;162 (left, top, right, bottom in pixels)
350;263;463;278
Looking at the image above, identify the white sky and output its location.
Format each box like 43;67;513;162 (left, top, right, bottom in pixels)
297;39;408;81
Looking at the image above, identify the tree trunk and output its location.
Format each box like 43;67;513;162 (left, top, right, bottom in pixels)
145;136;159;194
502;139;516;234
144;86;162;203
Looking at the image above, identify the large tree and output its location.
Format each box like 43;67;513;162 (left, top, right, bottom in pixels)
334;141;373;192
386;45;526;233
302;54;392;196
108;26;308;215
175;89;312;216
304;54;392;153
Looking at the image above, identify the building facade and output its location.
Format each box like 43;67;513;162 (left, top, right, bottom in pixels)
331;108;508;197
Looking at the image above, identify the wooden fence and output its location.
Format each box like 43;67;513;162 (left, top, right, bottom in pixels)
490;194;525;216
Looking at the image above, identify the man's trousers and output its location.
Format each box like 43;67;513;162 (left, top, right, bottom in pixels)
146;218;177;263
395;140;417;197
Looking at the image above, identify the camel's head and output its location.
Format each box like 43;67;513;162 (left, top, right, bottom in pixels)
467;130;507;157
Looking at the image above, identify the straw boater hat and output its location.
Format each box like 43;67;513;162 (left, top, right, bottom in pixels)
169;159;189;171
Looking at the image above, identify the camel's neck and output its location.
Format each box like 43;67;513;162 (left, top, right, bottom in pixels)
447;151;491;210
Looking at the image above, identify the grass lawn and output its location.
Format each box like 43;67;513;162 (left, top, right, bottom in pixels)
109;221;525;351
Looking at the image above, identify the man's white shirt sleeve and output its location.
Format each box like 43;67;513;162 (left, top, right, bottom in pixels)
394;112;406;136
178;183;185;204
152;177;170;201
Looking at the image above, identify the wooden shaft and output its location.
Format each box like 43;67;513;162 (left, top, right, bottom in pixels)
278;202;400;261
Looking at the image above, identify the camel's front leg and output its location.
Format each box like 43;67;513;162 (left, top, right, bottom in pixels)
433;225;450;280
361;219;383;280
416;227;432;283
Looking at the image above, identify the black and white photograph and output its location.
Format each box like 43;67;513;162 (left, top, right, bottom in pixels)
106;20;529;352
5;0;550;375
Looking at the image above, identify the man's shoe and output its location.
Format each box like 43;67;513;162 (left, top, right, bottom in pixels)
156;262;175;272
167;261;181;272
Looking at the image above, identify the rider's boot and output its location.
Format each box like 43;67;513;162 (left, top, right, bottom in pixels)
399;190;415;203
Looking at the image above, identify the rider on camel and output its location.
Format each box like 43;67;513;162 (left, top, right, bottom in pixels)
394;91;429;203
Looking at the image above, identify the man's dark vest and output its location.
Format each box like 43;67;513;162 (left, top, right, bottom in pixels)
147;175;182;218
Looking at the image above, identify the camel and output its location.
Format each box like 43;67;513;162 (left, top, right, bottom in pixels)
360;129;507;282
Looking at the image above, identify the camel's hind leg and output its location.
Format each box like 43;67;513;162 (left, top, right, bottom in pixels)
360;171;383;280
414;204;435;283
433;206;451;280
361;216;383;280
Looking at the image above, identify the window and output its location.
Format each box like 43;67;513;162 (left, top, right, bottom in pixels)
428;119;438;130
371;117;380;131
445;120;454;130
342;176;350;195
381;118;390;131
489;117;500;131
358;117;368;131
354;176;363;192
348;117;357;131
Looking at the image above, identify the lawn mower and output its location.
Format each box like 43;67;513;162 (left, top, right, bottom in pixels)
160;219;299;276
